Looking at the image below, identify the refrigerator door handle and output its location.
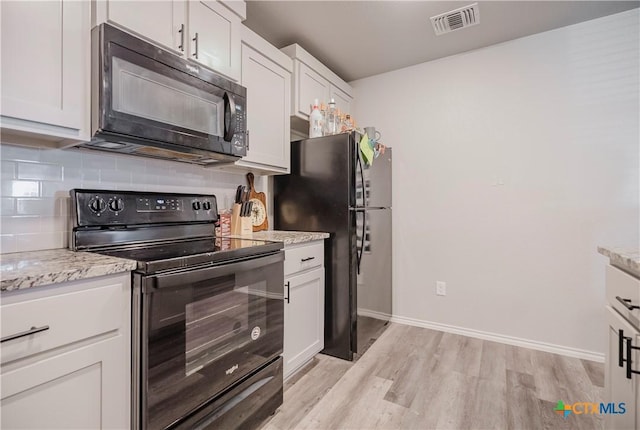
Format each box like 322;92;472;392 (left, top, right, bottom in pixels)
357;211;365;274
357;146;366;208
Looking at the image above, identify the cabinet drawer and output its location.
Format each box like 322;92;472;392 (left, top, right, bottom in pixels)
284;242;324;277
1;278;124;365
607;265;640;330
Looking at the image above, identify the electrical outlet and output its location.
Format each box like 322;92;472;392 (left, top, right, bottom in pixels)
436;281;446;296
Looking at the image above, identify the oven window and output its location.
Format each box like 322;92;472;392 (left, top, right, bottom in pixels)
185;277;267;376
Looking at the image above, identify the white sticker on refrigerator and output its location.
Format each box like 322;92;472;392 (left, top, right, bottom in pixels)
251;326;261;340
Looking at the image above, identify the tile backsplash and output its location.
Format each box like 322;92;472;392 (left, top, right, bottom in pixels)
0;143;254;254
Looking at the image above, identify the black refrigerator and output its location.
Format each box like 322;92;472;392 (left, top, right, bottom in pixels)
274;132;392;361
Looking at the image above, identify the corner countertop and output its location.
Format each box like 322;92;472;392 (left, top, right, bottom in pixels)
598;246;640;278
1;249;137;292
231;230;330;245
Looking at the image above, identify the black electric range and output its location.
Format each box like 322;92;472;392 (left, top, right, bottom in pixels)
70;189;285;430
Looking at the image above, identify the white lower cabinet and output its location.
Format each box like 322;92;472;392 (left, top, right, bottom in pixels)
283;241;325;379
606;305;640;429
0;273;131;429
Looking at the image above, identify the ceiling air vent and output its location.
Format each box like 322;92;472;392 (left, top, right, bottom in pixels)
430;3;479;36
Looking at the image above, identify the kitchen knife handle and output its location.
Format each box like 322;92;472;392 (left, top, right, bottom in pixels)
178;23;185;52
1;325;50;343
192;32;199;59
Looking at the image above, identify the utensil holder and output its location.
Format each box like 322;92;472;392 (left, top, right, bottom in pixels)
231;204;252;236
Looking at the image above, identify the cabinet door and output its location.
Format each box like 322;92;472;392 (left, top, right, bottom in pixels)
106;0;186;53
0;0;88;139
284;267;325;379
1;335;129;429
295;63;330;119
330;85;352;116
241;43;290;170
188;0;241;81
605;306;640;430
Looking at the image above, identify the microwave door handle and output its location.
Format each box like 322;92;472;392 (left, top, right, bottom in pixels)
223;92;237;142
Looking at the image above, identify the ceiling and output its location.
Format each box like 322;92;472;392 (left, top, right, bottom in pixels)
244;1;639;82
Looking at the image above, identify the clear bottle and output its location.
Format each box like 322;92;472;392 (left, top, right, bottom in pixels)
325;98;338;135
309;99;323;138
319;103;327;136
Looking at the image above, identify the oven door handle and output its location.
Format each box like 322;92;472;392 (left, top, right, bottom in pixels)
150;252;284;290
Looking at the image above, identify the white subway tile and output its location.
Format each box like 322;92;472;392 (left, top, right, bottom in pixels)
2;161;16;179
16;198;56;216
1;180;40;197
0;144;41;162
82;151;116;171
100;167;131;186
17;162;63;181
40;216;70;233
16;231;65;252
0;234;17;254
1;198;16;216
0;216;41;234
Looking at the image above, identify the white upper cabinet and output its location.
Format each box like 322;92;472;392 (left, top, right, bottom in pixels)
236;26;291;174
189;1;242;82
281;44;354;121
95;0;244;82
101;1;186;52
0;0;90;146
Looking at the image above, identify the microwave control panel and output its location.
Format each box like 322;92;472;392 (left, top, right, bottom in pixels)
231;98;247;156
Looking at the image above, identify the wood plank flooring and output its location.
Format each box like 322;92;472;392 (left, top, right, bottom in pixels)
260;322;604;430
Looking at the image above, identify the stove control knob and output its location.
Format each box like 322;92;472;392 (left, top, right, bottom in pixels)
192;201;201;210
89;197;106;214
203;201;211;211
108;198;124;212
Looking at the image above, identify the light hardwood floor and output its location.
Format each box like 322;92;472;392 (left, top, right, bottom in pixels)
260;322;604;430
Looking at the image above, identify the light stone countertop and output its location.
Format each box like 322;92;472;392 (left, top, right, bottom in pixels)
230;230;330;245
1;249;137;292
598;246;640;278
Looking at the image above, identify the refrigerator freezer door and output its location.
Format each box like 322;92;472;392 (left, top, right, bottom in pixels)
356;208;392;317
356;147;392;209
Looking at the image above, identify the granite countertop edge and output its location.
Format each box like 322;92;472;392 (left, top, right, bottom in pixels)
1;249;137;292
598;246;640;278
231;230;330;245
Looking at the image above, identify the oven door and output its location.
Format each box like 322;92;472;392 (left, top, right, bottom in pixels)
138;251;283;430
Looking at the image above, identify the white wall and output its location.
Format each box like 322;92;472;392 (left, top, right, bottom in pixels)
350;10;639;357
0;144;264;253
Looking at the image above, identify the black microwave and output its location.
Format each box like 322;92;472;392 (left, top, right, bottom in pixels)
82;24;247;166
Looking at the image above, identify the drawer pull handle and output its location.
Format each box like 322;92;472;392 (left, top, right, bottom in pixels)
301;257;315;262
1;325;50;343
616;296;640;311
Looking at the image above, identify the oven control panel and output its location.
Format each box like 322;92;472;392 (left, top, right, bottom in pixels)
72;189;218;227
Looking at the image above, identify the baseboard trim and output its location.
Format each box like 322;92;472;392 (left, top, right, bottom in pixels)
389;315;605;363
357;308;391;321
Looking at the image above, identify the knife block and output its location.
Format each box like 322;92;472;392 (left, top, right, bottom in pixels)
231;203;252;236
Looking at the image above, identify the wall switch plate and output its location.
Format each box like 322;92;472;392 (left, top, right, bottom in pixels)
436;281;446;296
